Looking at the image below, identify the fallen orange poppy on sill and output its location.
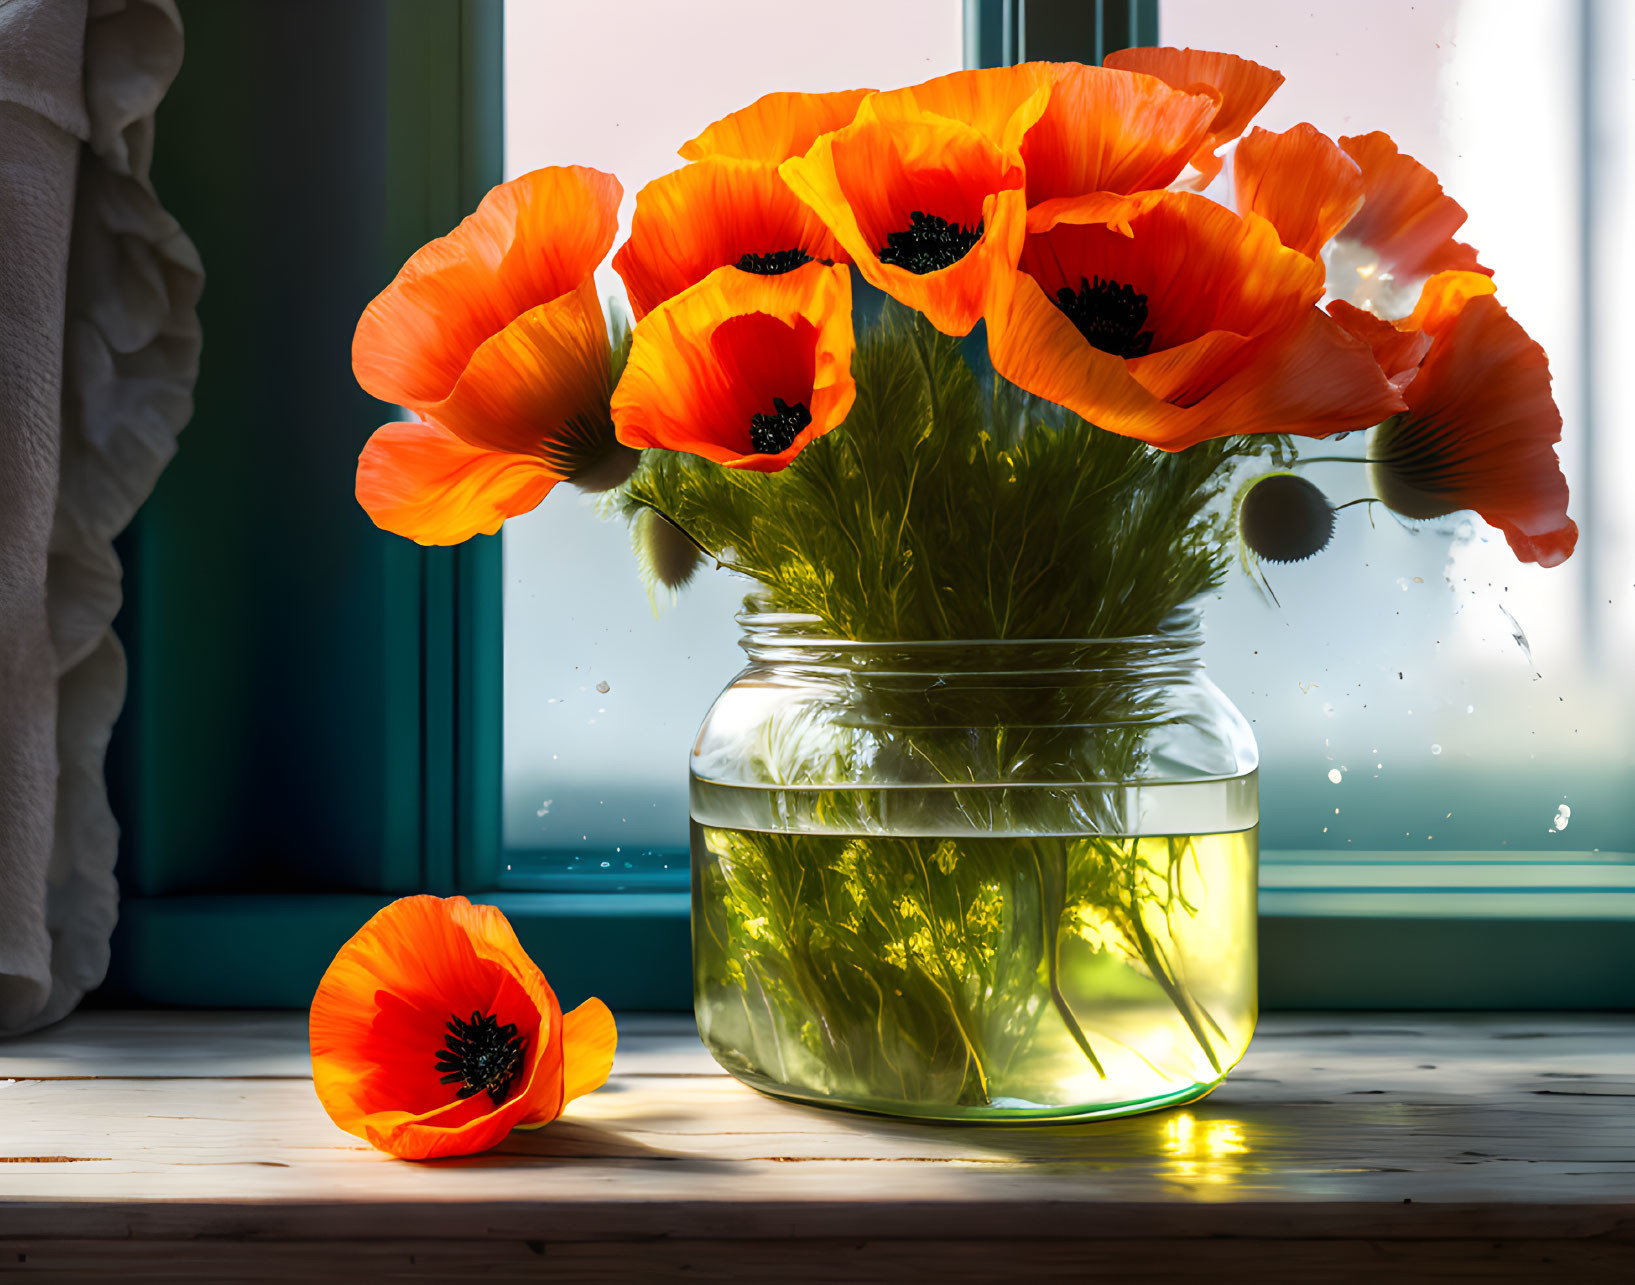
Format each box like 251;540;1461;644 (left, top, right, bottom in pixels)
309;896;616;1160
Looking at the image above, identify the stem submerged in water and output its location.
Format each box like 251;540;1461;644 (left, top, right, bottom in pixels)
1030;841;1106;1079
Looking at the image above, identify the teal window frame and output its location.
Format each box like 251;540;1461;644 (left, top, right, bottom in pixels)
106;0;1633;1013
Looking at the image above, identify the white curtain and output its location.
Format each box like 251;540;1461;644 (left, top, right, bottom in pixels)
0;0;201;1033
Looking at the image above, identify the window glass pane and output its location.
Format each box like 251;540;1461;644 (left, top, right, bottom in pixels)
500;0;1635;883
1163;0;1635;855
501;1;964;876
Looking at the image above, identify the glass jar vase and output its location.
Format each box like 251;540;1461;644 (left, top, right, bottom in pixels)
689;606;1259;1122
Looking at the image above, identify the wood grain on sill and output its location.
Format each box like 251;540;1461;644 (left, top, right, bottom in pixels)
0;1013;1631;1280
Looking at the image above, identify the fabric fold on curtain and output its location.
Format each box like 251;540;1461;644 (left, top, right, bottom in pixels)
0;0;201;1034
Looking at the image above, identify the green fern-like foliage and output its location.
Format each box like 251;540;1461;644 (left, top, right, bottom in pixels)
617;304;1280;1106
618;303;1286;639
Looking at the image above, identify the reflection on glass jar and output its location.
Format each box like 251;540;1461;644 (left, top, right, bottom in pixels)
690;606;1260;1121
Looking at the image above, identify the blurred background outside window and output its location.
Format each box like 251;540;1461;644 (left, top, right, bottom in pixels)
501;0;1634;886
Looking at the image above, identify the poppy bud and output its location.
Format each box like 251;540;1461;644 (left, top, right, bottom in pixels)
635;507;703;591
1237;472;1336;564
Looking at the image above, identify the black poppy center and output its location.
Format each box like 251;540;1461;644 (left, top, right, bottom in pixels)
1054;275;1156;359
749;396;812;454
435;1010;527;1107
736;248;813;275
877;210;983;275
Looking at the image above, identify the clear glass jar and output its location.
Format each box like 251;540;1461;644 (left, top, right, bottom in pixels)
689;606;1259;1122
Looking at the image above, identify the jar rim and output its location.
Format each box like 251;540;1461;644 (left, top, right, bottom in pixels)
736;603;1203;651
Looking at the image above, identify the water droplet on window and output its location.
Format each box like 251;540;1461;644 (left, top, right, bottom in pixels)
1430;744;1442;756
1327;768;1343;784
596;680;610;693
1499;603;1536;673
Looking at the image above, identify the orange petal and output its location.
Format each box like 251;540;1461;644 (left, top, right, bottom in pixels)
781;102;1026;336
309;897;566;1160
866;64;1053;152
414;279;616;482
678;88;873;163
1374;294;1573;566
1021;63;1216;214
1403;269;1498;335
1326;300;1432;387
562;999;619;1105
612;262;855;471
513;994;616;1130
1126;331;1251;404
987;266;1206;442
357;420;558;546
1233;124;1364;259
1175;306;1408;445
1103;46;1284;184
354;166;621;409
1338;132;1490;280
612;159;843;321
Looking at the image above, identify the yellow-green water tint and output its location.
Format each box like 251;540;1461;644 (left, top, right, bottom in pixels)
692;823;1258;1121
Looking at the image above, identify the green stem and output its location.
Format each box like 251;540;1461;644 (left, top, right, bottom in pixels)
1125;904;1221;1075
906;841;993;1105
1030;841;1107;1079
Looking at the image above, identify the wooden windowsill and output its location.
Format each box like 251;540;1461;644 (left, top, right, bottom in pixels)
1;1012;1631;1279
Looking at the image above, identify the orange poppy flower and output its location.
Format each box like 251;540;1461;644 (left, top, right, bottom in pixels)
1020;62;1218;224
611;158;843;322
678;88;874;163
779;98;1028;337
1102;46;1284;186
612;262;855;471
352;166;632;545
984;189;1405;450
1234;126;1489;317
1329;272;1575;567
310;896;616;1161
